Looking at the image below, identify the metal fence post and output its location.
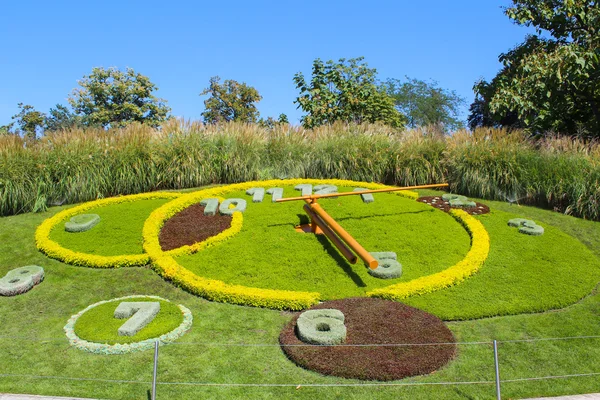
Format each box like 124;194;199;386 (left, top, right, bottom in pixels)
152;341;159;400
493;340;501;400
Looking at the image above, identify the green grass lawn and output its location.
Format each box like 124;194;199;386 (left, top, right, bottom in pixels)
49;198;170;256
403;207;600;320
0;188;599;399
74;297;184;344
175;187;471;298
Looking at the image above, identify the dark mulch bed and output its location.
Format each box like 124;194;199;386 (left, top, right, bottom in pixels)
417;196;490;215
159;204;232;251
279;298;456;381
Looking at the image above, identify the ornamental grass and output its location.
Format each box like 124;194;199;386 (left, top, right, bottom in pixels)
2;121;599;219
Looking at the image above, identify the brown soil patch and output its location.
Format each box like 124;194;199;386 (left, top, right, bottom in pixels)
279;298;456;381
418;196;490;215
159;204;232;251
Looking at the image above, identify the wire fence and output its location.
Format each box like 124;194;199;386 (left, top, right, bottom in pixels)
1;334;599;399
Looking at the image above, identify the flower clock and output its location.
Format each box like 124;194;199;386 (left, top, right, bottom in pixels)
36;179;490;311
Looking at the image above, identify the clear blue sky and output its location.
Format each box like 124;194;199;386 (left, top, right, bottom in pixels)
0;0;534;125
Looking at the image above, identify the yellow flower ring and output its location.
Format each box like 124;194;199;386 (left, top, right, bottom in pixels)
35;192;181;268
141;179;490;310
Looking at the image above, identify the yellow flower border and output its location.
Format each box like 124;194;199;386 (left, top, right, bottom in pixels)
140;179;456;311
367;209;490;300
35;192;181;268
35;179;489;310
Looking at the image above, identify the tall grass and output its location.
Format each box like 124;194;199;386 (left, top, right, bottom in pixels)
1;121;598;220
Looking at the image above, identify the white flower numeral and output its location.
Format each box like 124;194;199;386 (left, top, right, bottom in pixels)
114;302;161;336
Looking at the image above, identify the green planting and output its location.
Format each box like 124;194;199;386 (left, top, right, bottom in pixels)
0;197;599;399
295;308;346;345
2;123;599;220
403;194;600;320
73;297;183;344
175;186;471;299
49;198;170;256
64;214;100;233
0;265;44;296
508;218;545;236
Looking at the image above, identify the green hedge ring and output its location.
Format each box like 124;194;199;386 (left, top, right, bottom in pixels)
65;214;100;233
64;295;192;355
296;309;347;345
0;266;44;296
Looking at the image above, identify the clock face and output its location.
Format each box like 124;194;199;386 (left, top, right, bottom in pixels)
168;184;472;299
36;178;600;317
38;179;490;309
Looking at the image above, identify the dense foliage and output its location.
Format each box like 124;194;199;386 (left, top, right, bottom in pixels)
293;58;406;129
11;103;45;138
1;122;598;220
382;77;465;131
200;76;263;124
469;0;600;137
68;67;171;128
44;104;84;132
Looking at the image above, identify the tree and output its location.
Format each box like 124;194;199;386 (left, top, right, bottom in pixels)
44;104;84;132
11;103;45;139
468;80;523;130
258;113;289;129
68;67;171;128
382;77;465;131
200;76;262;124
0;123;14;136
469;0;600;137
293;57;406;129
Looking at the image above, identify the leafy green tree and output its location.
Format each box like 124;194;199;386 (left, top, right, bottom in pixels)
200;76;262;124
469;0;600;137
11;103;45;139
382;77;465;131
44;104;84;132
0;123;14;135
258;113;289;129
278;113;289;124
468;80;523;130
468;36;549;130
293;57;406;129
68;67;171;128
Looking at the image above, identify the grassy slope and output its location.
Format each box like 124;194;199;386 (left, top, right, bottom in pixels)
176;187;471;298
403;207;600;319
0;194;599;399
49;199;170;256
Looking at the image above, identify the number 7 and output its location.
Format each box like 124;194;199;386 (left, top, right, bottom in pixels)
114;302;161;336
